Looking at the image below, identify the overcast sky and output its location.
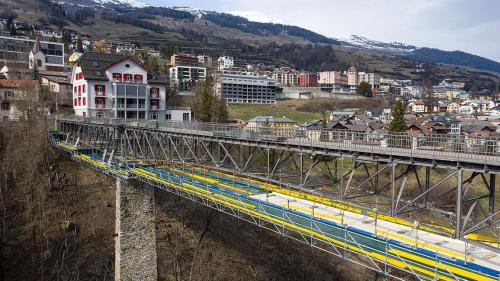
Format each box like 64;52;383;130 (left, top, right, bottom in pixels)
144;0;500;62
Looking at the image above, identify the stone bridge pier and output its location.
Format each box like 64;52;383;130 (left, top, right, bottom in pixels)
115;179;158;281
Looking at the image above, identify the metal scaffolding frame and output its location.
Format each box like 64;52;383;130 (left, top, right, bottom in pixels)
55;119;500;241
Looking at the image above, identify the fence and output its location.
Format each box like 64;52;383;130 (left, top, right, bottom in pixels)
55;116;500;164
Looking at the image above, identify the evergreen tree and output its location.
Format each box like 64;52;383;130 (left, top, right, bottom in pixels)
76;38;84;53
390;101;406;133
32;63;38;80
194;76;228;123
9;24;16;36
357;81;372;97
195;76;215;122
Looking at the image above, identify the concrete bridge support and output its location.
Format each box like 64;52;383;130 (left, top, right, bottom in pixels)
115;179;158;281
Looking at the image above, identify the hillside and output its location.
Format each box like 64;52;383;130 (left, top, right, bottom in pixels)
339;35;500;74
2;0;499;89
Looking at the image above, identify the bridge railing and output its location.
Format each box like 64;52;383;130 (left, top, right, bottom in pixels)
56;117;500;162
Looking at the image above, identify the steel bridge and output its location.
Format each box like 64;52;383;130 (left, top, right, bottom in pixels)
50;117;500;281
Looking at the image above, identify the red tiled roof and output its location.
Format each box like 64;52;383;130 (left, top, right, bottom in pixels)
0;79;38;89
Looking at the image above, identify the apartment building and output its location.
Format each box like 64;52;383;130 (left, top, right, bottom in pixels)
272;68;299;86
169;66;207;91
216;71;277;104
0;36;64;71
358;72;381;92
197;55;213;68
71;52;184;121
0;79;40;121
318;71;348;85
217;56;234;70
298;73;318;87
171;53;199;67
347;66;358;86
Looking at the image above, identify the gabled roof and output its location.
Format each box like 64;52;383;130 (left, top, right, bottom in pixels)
249;115;296;123
75;52;126;81
32;36;42;55
0;79;38;89
106;56;151;73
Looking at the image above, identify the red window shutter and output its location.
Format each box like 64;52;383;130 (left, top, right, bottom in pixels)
74;98;77;106
94;85;98;91
83;112;86;117
119;73;123;81
103;85;105;93
78;98;81;106
83;97;86;106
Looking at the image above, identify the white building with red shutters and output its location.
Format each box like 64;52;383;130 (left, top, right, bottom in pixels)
71;52;190;122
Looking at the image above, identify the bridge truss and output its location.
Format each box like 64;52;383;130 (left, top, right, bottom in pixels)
52;118;500;280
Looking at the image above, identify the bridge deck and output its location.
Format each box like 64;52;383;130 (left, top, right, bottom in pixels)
160;126;500;172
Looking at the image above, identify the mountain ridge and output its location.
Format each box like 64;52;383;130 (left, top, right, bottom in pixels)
336;35;500;73
51;0;500;74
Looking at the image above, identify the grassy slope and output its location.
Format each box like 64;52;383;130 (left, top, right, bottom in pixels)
228;100;322;123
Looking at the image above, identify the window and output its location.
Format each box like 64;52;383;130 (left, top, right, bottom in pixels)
95;85;105;94
150;112;158;120
113;73;122;81
4;91;13;97
82;97;86;106
73;98;77;106
151;100;158;109
124;74;132;82
96;112;104;118
83;112;86;117
82;84;86;93
150;87;159;98
37;59;42;67
134;74;143;83
183;113;190;121
166;114;171;120
1;103;10;110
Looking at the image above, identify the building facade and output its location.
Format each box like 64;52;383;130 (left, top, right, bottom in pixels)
169;66;207;91
347;66;358;86
272;69;299;86
171;53;199;67
0;36;64;71
298;73;318;87
318;71;348;85
197;55;213;68
0;79;40;121
216;71;277;104
358;72;381;92
217;56;234;70
71;52;174;121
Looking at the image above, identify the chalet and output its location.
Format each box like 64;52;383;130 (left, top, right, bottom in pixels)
71;52;190;121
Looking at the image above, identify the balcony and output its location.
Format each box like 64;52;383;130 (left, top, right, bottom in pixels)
113;78;145;84
94;91;106;97
150;105;159;110
150;93;160;99
95;104;106;109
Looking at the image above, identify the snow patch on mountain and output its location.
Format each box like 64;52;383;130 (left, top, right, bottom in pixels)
92;0;148;8
171;7;208;19
228;11;284;24
337;35;419;54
